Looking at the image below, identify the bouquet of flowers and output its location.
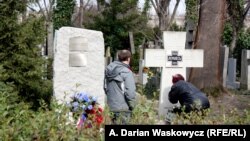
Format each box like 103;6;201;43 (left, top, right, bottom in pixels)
68;92;104;129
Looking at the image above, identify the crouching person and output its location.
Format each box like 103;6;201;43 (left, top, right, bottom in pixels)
168;74;210;114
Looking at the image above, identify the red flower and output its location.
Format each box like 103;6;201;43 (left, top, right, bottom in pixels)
89;109;96;114
95;107;104;126
97;107;103;112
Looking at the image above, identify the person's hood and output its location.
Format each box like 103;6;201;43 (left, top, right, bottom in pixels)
105;61;130;82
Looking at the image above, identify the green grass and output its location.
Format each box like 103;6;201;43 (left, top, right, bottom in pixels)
0;89;250;140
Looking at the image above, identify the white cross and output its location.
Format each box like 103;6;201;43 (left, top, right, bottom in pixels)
144;31;204;117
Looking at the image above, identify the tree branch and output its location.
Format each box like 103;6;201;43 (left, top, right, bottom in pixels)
87;5;93;11
167;0;180;29
27;5;37;12
43;0;50;19
49;0;55;12
150;0;159;14
35;0;46;19
83;0;91;10
243;0;250;19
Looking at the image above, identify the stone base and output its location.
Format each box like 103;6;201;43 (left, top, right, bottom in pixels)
226;81;240;89
240;83;250;90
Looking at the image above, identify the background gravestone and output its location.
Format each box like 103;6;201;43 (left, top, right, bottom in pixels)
53;27;105;107
240;49;250;90
185;20;195;80
220;46;229;87
226;58;240;89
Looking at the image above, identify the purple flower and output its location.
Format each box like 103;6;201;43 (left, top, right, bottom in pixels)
77;93;85;102
73;106;78;112
87;105;93;110
82;114;87;121
83;94;89;102
66;102;71;107
92;96;97;102
81;105;86;110
72;102;79;108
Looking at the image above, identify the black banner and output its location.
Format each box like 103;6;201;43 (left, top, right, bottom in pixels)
105;125;250;141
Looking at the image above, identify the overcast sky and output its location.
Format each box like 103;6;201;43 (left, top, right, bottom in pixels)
31;0;186;16
139;0;186;15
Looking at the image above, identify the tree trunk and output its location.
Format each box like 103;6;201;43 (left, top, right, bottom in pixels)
229;27;237;57
22;0;27;21
78;0;83;28
188;0;226;89
96;0;105;12
46;22;54;58
151;0;171;31
158;13;166;31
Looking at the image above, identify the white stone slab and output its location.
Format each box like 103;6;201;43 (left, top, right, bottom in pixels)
145;49;165;67
69;36;88;51
53;27;105;108
69;53;87;67
163;31;186;49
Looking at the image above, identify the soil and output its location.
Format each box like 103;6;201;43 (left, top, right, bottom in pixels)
209;90;250;116
155;90;250;124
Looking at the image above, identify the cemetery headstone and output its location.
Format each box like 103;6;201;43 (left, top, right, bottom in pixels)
240;49;250;90
144;31;204;117
226;58;240;89
105;46;112;67
220;46;229;87
138;59;148;85
185;20;195;80
148;41;155;49
53;27;105;107
185;20;195;50
129;32;135;54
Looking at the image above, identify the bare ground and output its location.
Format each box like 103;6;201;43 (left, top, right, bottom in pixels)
154;90;250;124
209;91;250;117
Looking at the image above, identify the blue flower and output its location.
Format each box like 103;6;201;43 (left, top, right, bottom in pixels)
78;92;86;102
66;102;71;107
73;106;78;112
73;93;80;100
82;105;86;110
92;96;97;102
87;105;93;110
82;114;87;121
83;94;89;102
72;102;79;108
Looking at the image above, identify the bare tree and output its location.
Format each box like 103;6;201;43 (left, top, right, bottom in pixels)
72;0;94;28
188;0;226;89
150;0;180;32
227;0;250;56
28;0;55;58
96;0;105;12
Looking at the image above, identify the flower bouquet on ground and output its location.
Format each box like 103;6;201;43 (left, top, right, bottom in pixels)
68;92;104;129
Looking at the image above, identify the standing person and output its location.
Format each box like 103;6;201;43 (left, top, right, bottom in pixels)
104;50;136;124
168;74;210;114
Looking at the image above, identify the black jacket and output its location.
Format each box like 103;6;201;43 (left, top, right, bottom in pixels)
168;80;210;112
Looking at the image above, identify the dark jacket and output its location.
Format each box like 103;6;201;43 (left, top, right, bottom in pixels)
168;80;210;112
104;61;136;112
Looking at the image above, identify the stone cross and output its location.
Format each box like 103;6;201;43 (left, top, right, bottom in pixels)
144;31;204;117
